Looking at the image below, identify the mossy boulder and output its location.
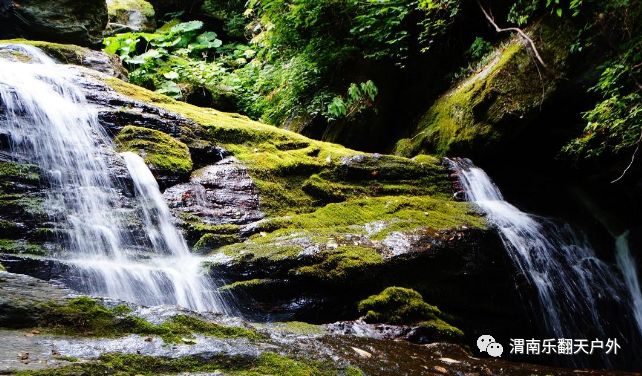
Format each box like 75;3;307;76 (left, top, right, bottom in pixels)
0;0;108;47
106;0;156;33
94;75;512;324
358;287;441;324
0;40;127;78
115;125;193;182
358;287;464;341
396;21;572;158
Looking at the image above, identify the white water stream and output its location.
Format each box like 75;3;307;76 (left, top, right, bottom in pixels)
0;44;228;313
448;158;642;346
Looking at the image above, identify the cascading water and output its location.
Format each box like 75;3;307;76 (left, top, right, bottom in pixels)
448;158;642;367
615;231;642;338
0;44;229;313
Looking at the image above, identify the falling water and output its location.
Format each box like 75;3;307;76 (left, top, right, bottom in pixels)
0;44;228;313
615;231;642;338
447;158;641;357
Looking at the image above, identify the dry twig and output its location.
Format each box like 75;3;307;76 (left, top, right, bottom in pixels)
477;0;548;68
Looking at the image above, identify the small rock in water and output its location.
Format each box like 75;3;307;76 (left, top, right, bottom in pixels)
433;366;448;374
350;346;372;358
18;352;29;361
439;357;460;365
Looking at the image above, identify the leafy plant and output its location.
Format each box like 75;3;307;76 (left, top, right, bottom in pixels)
327;80;379;119
104;20;230;99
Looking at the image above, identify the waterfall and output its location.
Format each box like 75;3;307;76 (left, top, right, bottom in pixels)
0;43;229;313
448;158;642;365
615;231;642;338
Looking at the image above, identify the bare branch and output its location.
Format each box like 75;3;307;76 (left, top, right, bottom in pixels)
612;129;642;183
477;0;548;69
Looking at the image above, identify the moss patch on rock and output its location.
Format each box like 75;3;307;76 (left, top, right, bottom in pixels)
358;287;463;340
396;22;571;157
358;287;441;324
102;77;458;217
108;0;155;18
0;239;47;256
107;0;156;32
13;351;355;376
115;125;193;176
0;162;40;186
35;297;261;342
218;195;483;263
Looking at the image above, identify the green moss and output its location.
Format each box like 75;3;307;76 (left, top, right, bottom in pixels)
266;321;326;335
115;125;193;175
418;318;464;340
14;351;356;376
0;194;45;217
396;22;571;157
218;195;483;266
194;232;241;252
0;162;40;185
219;278;273;292
358;287;441;325
143;314;264;343
295;246;384;281
36;297;262;342
0;39;99;66
0;239;47;256
102;77;457;217
108;0;155;18
359;287;464;339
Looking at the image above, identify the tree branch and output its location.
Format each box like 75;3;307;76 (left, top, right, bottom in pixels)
477;0;548;69
612;129;642;183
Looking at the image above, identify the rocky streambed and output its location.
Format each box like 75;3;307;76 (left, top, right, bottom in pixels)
0;41;639;375
1;272;638;376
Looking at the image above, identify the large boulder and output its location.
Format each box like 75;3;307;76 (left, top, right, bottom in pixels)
0;0;108;47
396;21;572;159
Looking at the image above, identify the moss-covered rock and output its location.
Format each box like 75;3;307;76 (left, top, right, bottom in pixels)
358;287;441;324
358;287;464;340
0;0;108;47
0;239;46;256
13;351;354;376
102;77;456;217
396;21;572;158
0;39;126;78
106;0;156;33
115;125;194;179
25;296;263;341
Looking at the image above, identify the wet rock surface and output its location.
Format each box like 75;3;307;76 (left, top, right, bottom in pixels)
0;272;71;328
164;157;264;232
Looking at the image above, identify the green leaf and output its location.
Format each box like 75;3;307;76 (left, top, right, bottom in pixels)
156;80;182;98
163;71;179;80
170;21;204;34
189;31;223;51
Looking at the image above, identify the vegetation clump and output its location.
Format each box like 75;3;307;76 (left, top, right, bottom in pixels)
358;286;463;338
